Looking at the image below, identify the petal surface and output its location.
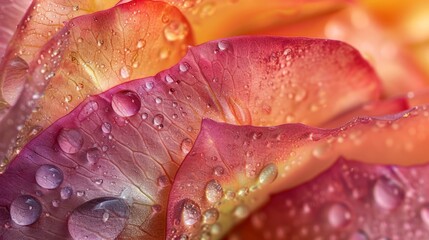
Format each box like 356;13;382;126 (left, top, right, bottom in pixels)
0;0;32;59
0;37;380;239
228;156;429;240
0;0;119;106
0;0;193;170
167;106;429;239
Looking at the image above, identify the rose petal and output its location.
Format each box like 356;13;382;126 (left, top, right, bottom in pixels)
228;156;429;239
0;0;193;170
0;0;119;106
166;106;429;239
0;36;380;239
0;0;32;59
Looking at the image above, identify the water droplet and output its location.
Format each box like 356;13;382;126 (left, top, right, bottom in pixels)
203;208;219;224
327;203;351;228
141;113;148;120
35;164;63;189
76;190;85;197
72;5;79;11
217;41;228;51
164;21;188;41
101;122;112;134
68;197;129;240
213;166;224;176
78;101;99;121
233;204;249;219
136;39;146;49
120;66;131;79
258;163;278;186
153;114;164;126
165;75;174;84
205;180;223;203
152;204;162;214
86;147;101;164
61;186;73;200
179;62;189;73
111;90;141;117
181;199;201;227
10;195;42;226
57;128;84;154
373;176;404;210
155;97;162;104
180;138;193;154
145;81;154;90
420;205;429;226
52;199;60;208
157;175;170;188
64;95;72;103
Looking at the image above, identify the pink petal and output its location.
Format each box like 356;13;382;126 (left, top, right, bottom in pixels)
167;106;429;239
0;36;380;239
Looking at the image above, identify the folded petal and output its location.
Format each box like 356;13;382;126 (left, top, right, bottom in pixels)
0;0;193;170
0;0;32;59
167;106;429;239
0;0;119;106
0;36;380;239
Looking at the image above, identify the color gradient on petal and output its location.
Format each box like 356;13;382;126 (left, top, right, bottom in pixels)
0;37;381;239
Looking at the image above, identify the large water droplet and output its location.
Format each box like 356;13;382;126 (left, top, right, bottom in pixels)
205;180;223;203
181;199;201;227
61;186;73;200
327;203;351;228
68;197;130;240
258;163;278;186
57;128;84;154
373;176;404;210
203;208;219;224
164;21;188;41
35;164;63;189
10;195;42;226
111;90;141;117
180;138;193;154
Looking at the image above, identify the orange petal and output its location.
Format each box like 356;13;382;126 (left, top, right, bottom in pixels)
167;106;429;239
0;0;119;106
0;36;380;239
0;0;193;170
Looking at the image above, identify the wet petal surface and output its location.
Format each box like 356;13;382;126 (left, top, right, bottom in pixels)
0;0;193;171
0;37;380;239
167;106;429;239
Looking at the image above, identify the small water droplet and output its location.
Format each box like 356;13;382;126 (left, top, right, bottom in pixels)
72;5;79;11
180;138;193;154
10;195;42;226
136;39;146;49
141;113;148;120
52;199;60;208
101;122;112;134
205;180;223;203
181;199;201;227
64;95;72;103
68;197;129;240
78;101;99;121
327;203;351;228
153;114;164;127
179;62;189;73
111;90;141;117
233;204;249;219
120;66;131;79
373;176;404;210
157;175;170;188
57;128;84;154
155;97;162;104
164;21;188;41
35;164;63;189
145;81;154;90
76;191;85;197
217;41;228;51
165;75;174;84
258;163;278;186
86;147;101;164
61;186;73;200
203;208;219;224
152;204;162;214
213;166;224;176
